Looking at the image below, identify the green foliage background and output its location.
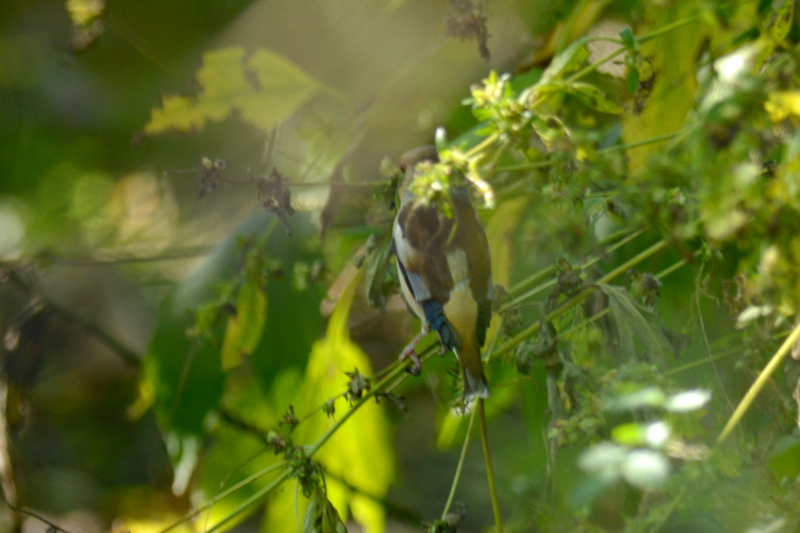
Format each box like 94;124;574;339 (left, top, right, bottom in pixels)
3;1;800;533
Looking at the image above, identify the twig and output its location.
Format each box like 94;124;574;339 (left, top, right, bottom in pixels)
2;265;141;368
441;405;477;520
718;320;800;443
478;399;503;533
0;491;75;533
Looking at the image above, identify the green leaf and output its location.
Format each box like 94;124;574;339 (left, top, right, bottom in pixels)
538;38;589;88
769;435;800;481
626;62;639;96
564;81;624;114
611;422;647;446
221;274;267;370
598;284;674;364
304;486;348;533
768;0;796;44
143;46;321;136
144;296;224;437
619;28;635;50
364;231;395;312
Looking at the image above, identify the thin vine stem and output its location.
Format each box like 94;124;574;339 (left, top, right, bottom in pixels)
493;238;669;361
204;341;425;532
158;462;287;533
502;227;647;313
440;405;477;520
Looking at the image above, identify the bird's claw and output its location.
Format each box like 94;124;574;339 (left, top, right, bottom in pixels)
399;332;425;376
406;351;422;376
399;347;422;376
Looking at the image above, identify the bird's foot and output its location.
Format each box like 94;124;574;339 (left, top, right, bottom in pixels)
399;332;425;376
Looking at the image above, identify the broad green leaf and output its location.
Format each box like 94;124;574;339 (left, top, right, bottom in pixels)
144;297;224;436
143;46;321;136
221;274;267;370
142;211;322;491
262;270;394;533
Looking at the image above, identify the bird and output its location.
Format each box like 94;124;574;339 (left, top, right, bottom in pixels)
392;146;493;400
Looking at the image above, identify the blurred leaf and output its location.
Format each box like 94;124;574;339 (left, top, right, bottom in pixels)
607;386;665;411
612;422;647;446
620;449;670;489
221;274;267;370
622;4;705;173
364;231;395;312
485;196;526;288
144;298;224;437
142;212;321;480
767;0;796;45
534;38;589;92
578;442;626;478
619;28;635;50
564;82;624;114
304;486;349;533
195;414;284;530
664;389;711;412
598;284;673;363
144;47;321;136
769;435;800;481
612;421;671;448
765;91;800;122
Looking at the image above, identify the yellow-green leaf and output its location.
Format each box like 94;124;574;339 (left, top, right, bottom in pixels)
241;49;321;131
221;276;267;370
143;46;321;136
622;5;705;174
262;270;394;533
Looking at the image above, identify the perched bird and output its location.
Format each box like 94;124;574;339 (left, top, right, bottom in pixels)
392;146;493;400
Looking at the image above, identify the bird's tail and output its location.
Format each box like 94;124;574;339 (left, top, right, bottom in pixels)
462;363;490;401
452;334;490;401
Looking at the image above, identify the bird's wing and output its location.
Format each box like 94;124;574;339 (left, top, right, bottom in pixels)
449;188;493;346
393;199;455;305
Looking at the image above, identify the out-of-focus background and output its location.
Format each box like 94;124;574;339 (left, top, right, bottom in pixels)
4;1;800;533
0;2;556;531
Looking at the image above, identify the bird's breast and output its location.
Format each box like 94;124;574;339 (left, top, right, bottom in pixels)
443;248;478;346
